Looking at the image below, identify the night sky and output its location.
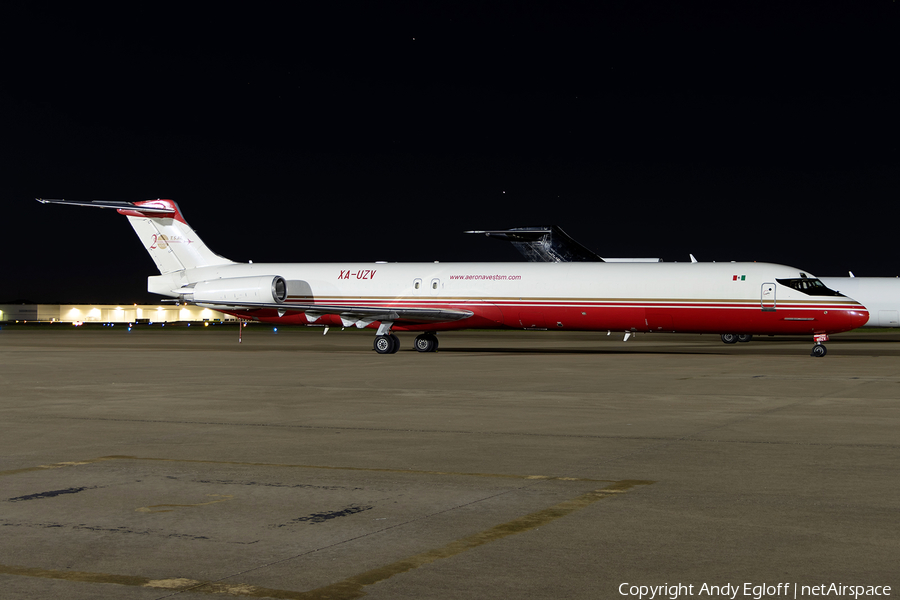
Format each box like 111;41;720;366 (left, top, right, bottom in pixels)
4;3;897;304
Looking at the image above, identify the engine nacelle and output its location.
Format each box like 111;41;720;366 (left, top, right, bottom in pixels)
185;275;287;305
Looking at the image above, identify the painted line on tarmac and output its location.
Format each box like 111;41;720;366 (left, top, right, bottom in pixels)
135;493;234;513
0;565;306;598
304;479;655;599
0;479;653;599
0;457;119;478
1;454;614;483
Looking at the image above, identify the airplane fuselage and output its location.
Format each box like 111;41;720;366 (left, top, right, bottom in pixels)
150;261;868;335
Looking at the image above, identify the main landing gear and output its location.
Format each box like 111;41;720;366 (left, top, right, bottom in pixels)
720;333;753;344
414;333;439;352
373;332;439;354
373;333;401;354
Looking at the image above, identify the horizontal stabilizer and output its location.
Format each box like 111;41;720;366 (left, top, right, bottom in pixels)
36;198;174;214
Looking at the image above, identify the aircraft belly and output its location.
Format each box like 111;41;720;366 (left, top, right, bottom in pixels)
470;302;505;326
500;303;648;332
222;298;865;337
645;312;675;332
517;308;547;329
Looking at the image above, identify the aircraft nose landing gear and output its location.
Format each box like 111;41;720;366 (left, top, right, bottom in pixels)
811;333;829;357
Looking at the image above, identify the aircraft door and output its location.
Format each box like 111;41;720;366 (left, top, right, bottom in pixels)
761;282;776;311
878;310;898;326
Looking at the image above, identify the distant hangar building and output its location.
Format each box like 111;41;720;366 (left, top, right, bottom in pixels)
0;304;236;324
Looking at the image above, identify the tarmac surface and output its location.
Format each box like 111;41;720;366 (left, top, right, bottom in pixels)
1;324;898;599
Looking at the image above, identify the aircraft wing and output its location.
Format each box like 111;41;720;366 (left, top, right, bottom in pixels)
190;300;474;328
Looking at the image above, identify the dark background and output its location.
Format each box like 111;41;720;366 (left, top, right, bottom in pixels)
3;3;897;303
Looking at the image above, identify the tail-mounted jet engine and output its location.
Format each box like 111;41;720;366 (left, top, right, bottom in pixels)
182;275;288;305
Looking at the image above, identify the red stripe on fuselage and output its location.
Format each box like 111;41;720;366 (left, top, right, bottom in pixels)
230;298;868;336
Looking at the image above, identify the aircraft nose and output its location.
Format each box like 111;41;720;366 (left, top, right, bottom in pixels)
850;307;870;329
835;305;869;332
828;305;869;334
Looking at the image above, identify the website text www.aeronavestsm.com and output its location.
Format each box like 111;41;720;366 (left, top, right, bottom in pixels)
448;274;522;281
618;582;892;600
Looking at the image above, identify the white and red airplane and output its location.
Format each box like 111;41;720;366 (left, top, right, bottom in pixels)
37;199;868;356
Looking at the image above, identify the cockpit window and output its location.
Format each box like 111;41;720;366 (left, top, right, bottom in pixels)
776;278;843;296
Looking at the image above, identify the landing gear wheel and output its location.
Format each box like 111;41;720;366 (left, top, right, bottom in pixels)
374;335;397;354
389;333;401;354
811;344;827;357
414;333;438;352
737;334;753;343
721;333;738;344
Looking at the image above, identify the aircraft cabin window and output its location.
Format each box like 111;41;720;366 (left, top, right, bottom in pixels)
775;278;842;296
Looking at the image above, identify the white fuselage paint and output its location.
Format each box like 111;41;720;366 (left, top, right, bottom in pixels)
150;260;867;335
819;277;900;327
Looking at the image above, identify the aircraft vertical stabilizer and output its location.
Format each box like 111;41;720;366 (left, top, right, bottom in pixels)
36;198;234;274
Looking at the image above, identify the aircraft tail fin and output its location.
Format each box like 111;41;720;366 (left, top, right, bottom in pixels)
36;198;234;274
464;225;662;263
464;225;604;262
